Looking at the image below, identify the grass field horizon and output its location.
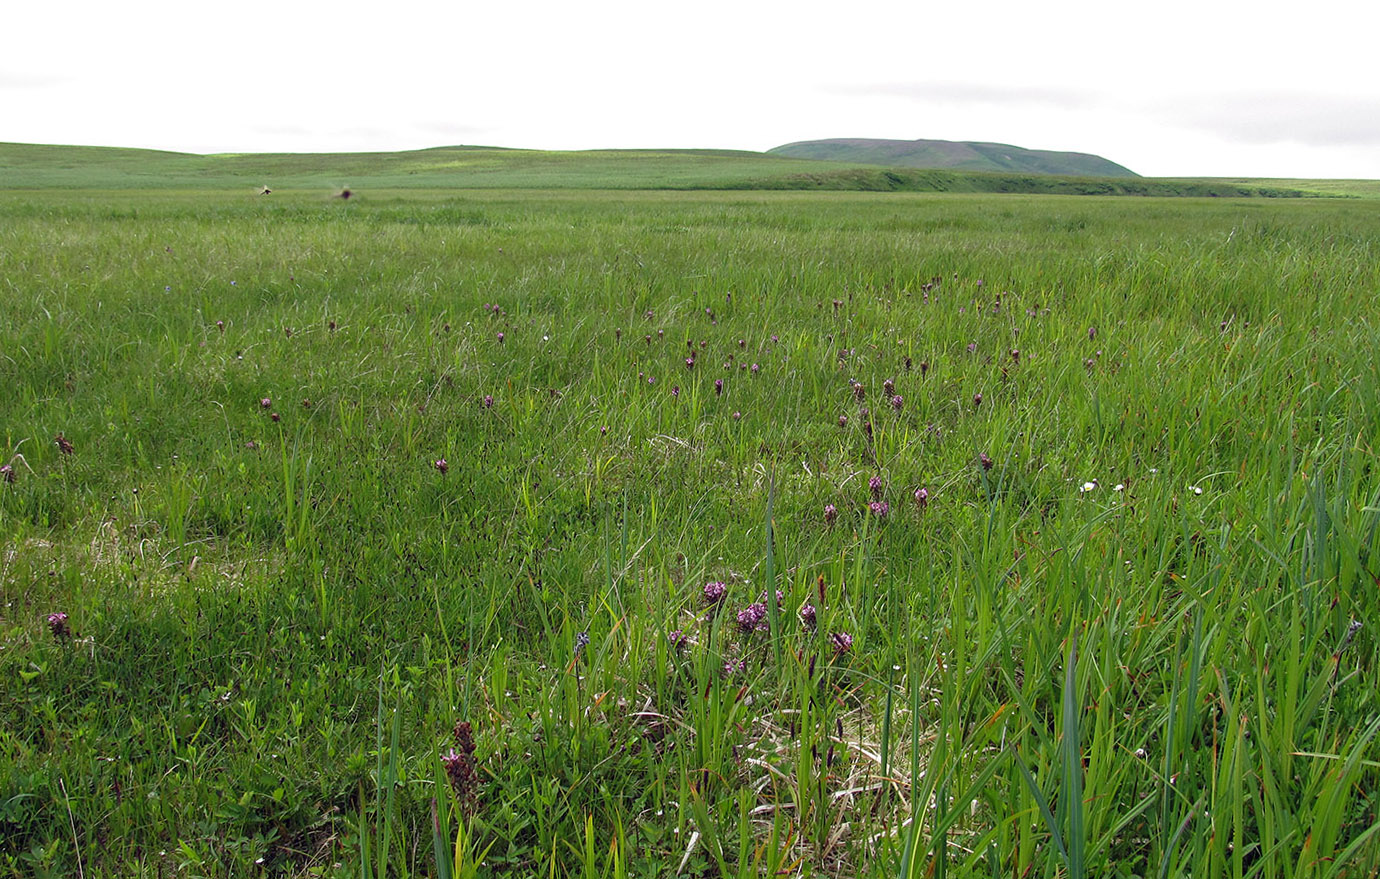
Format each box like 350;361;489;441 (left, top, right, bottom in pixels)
3;183;1379;877
4;140;1372;197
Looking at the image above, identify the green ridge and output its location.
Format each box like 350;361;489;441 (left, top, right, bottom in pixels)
768;137;1139;177
0;141;1332;197
767;136;1142;178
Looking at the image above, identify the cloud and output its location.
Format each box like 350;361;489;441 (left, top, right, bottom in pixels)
0;70;67;89
251;124;313;137
415;121;491;138
335;126;390;139
1161;92;1380;147
826;81;1099;110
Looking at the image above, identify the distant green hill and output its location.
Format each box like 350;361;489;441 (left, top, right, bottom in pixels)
0;141;1323;197
769;138;1138;177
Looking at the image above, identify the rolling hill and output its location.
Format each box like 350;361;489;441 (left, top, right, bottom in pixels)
0;141;1325;197
769;138;1138;177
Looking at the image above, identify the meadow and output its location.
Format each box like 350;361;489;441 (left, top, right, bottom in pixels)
2;186;1379;878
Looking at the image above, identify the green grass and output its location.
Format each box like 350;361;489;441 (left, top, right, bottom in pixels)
0;142;1330;197
2;187;1379;877
1191;178;1380;198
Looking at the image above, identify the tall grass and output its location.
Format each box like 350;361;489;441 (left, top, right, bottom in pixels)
1;189;1378;876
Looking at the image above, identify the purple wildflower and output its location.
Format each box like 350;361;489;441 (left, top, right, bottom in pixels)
838;414;848;428
483;395;494;408
1;465;15;484
703;581;727;605
723;658;746;677
799;604;817;631
883;378;895;396
260;397;272;410
47;612;70;639
496;332;504;343
869;475;884;499
715;378;724;395
434;458;448;474
869;500;889;518
672;385;680;398
979;453;994;471
443;721;480;817
685;357;695;369
824;504;838;525
973;392;983;409
830;632;854;654
732;411;742;421
914;487;929;509
737;603;768;633
1089;326;1097;341
852;382;866;402
751;363;760;375
891;394;904;411
668;629;687;652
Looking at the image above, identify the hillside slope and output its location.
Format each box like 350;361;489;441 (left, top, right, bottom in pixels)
769;138;1138;177
0;141;1317;197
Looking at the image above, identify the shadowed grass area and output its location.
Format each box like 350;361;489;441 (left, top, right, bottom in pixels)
2;189;1379;877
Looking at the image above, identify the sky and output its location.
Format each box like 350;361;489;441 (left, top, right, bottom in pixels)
5;0;1379;179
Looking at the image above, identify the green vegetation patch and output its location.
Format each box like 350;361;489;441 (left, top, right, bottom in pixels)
2;189;1379;876
0;142;1329;197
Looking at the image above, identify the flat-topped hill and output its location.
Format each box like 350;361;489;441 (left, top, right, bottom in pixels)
769;137;1138;177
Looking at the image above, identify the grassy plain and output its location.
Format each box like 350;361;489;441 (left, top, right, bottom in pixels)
2;187;1380;878
1189;178;1380;198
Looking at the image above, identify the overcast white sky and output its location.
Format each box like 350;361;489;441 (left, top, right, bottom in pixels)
6;0;1379;178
